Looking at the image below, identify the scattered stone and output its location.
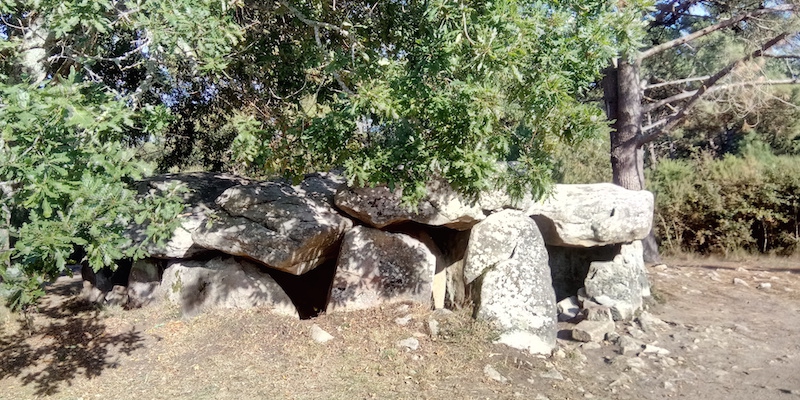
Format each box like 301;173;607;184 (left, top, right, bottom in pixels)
310;324;334;343
483;364;508;383
394;315;412;326
757;282;772;290
427;319;440;337
397;337;420;351
79;280;104;304
557;296;581;321
606;331;620;343
733;278;750;287
583;302;614;322
642;344;670;356
735;266;748;272
637;311;668;333
573;320;616;343
104;285;129;307
539;367;564;380
663;381;675;391
581;342;601;350
653;264;668;271
552;349;566;359
626;357;648;370
618;336;643;355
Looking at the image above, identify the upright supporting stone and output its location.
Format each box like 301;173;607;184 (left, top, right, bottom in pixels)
584;241;646;321
465;210;557;354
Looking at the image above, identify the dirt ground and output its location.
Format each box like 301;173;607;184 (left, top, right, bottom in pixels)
1;256;800;400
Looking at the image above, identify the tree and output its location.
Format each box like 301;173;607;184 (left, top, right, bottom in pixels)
0;0;642;309
602;0;800;260
0;0;244;309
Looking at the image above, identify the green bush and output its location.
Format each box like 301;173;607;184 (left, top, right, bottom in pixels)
649;141;800;256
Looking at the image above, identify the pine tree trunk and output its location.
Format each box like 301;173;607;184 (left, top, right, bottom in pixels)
604;58;662;263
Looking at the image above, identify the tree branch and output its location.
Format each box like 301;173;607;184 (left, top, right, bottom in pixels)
645;75;711;90
638;5;795;60
643;78;800;112
638;32;794;145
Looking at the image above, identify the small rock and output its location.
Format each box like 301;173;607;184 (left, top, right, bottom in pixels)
557;296;581;321
638;311;668;332
581;342;601;350
626;357;648;369
79;281;104;304
642;344;670;356
573;320;615;342
663;381;675;391
395;315;412;326
733;278;750;287
552;349;566;359
606;331;620;343
104;285;128;307
539;368;564;380
757;282;772;290
397;337;420;351
583;303;614;322
484;364;508;383
618;336;643;355
310;324;334;344
427;319;440;337
735;266;748;272
653;264;668;271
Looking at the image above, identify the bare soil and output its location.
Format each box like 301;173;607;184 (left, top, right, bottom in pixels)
1;256;800;400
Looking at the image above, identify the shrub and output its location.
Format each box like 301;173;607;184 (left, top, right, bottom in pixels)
649;142;800;256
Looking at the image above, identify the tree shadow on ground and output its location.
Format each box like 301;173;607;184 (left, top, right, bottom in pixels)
0;278;145;396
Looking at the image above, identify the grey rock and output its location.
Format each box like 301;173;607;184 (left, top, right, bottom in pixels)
127;259;164;308
733;278;750;287
547;244;620;301
583;302;614;322
637;311;668;333
79;280;104;304
757;282;772;289
335;179;485;231
464;209;548;283
397;337;420;351
193;174;352;275
557;296;580;321
104;285;128;307
642;344;670;356
526;184;654;247
427;319;440;337
129;172;251;259
328;226;436;312
584;241;646;321
617;336;643;355
468;212;556;354
483;365;508;383
394;315;412;326
159;257;298;317
310;324;335;343
572;320;615;343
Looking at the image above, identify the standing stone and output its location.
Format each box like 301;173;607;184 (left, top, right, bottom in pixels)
464;210;547;284
127;259;164;308
584;241;646;321
328;226;436;312
193;174;353;275
466;210;557;354
159;257;298;317
526;184;654;247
